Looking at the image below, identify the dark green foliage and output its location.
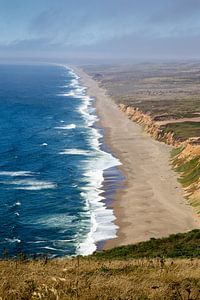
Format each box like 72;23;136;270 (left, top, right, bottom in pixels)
94;230;200;260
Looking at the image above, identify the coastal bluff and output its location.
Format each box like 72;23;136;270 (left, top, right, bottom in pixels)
74;65;199;250
119;103;200;217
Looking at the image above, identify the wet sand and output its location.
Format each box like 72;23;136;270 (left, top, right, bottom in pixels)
73;66;199;249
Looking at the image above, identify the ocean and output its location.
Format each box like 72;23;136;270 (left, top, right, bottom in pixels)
0;64;122;257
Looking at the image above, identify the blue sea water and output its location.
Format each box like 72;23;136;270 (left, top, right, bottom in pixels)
0;64;122;257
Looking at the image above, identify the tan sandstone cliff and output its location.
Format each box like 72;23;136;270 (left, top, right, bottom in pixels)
119;104;177;146
119;103;200;215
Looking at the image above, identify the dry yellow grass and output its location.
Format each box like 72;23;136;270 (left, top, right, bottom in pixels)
0;257;200;299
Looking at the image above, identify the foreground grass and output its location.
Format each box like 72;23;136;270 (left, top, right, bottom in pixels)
0;230;200;299
1;257;200;300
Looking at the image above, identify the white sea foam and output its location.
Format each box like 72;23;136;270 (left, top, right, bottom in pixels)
5;179;56;191
64;66;122;256
57;92;75;97
77;147;121;255
77;96;97;127
9;201;21;208
5;238;21;243
42;246;59;251
0;171;34;177
55;124;76;130
59;149;91;155
41;143;48;146
27;239;74;245
27;214;76;229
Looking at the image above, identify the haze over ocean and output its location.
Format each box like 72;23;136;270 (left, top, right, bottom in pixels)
0;64;121;257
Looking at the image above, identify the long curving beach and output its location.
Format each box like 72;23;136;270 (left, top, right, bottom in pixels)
74;66;199;249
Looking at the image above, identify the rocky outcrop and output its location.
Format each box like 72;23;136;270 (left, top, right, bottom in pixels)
119;103;200;215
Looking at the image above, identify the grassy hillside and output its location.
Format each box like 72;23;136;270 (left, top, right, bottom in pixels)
95;229;200;260
0;230;200;299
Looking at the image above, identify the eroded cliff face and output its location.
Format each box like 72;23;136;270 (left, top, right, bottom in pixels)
119;103;200;215
119;104;178;146
171;144;200;215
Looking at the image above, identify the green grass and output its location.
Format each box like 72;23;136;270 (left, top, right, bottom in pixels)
94;230;200;260
173;155;200;188
171;147;200;214
163;122;200;140
171;146;185;158
179;165;200;187
175;157;200;173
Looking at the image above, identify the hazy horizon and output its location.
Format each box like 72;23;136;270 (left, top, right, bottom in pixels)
0;0;200;64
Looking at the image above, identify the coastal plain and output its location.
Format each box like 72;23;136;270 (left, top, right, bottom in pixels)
74;64;200;249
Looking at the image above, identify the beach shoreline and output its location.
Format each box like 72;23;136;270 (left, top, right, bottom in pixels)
73;66;199;249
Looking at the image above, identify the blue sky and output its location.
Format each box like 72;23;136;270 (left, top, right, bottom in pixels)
0;0;200;62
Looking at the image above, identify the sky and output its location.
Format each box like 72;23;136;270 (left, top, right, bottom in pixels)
0;0;200;63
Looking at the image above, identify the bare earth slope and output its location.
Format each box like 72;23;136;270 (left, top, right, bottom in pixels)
74;67;199;248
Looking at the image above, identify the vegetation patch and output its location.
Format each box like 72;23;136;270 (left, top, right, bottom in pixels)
95;230;200;260
171;146;200;214
175;157;200;173
171;146;185;158
163;122;200;141
178;163;200;187
0;230;200;299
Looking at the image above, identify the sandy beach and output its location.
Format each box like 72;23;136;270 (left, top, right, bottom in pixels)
73;66;199;249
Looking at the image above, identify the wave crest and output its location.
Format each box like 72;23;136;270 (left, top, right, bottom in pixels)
55;124;76;130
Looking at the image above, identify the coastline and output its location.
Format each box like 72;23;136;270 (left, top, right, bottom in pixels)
65;67;121;255
73;66;199;249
